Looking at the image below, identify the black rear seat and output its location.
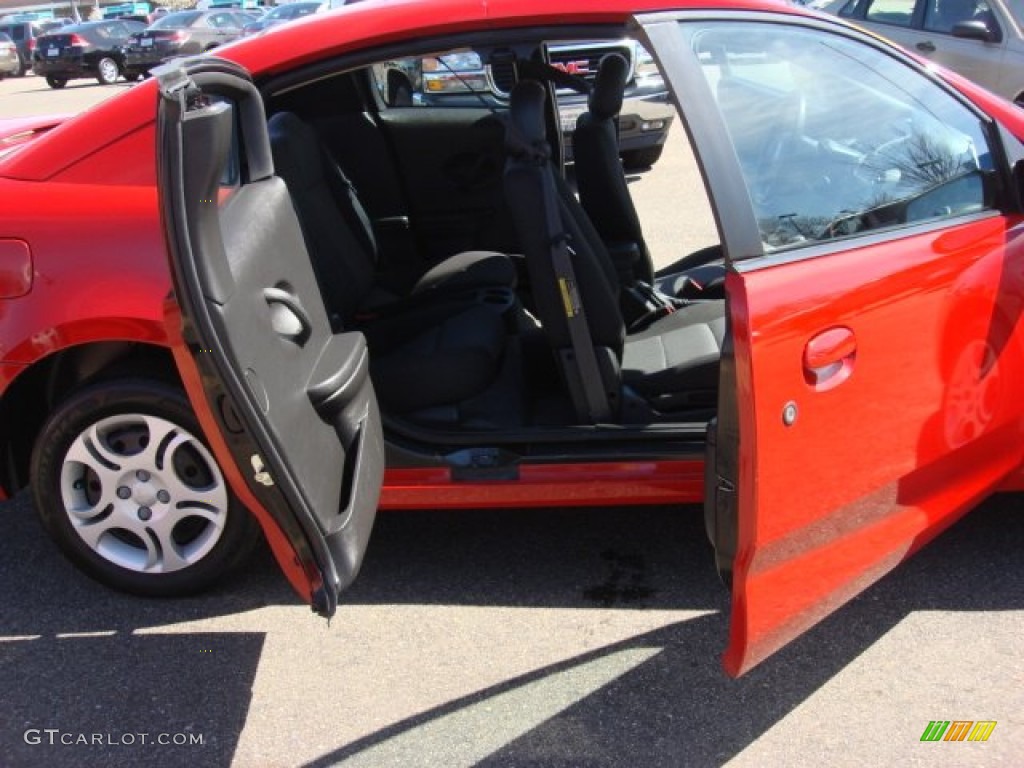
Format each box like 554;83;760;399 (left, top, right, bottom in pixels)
268;111;516;326
267;111;512;417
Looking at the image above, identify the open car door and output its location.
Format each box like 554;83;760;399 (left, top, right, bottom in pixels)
638;13;1024;675
155;59;384;617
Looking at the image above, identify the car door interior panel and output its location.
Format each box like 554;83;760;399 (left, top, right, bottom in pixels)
156;64;385;616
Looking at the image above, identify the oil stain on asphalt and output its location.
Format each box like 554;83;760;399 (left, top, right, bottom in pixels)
583;550;655;606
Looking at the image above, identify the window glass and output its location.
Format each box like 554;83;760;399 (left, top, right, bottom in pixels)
366;49;501;109
924;0;994;33
865;0;916;26
682;22;994;252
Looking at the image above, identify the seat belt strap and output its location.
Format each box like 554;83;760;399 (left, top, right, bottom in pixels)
538;167;613;423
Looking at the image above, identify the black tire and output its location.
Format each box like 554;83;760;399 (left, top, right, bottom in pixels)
46;75;68;89
621;145;664;170
30;378;259;597
15;55;29;77
95;56;119;85
124;71;142;83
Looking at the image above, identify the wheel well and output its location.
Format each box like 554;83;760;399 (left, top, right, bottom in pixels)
0;342;179;495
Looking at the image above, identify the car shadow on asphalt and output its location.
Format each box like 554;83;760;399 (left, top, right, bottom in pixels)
0;491;283;766
305;494;1023;767
0;492;1020;767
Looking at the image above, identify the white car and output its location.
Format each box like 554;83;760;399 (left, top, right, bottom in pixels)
823;0;1024;105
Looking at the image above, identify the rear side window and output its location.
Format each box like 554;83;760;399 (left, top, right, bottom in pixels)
923;0;996;33
865;0;916;26
367;50;495;110
207;13;237;29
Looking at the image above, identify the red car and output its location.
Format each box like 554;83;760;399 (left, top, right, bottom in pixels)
2;0;1024;677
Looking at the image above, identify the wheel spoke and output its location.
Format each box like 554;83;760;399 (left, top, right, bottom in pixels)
65;422;125;472
175;506;226;529
67;491;117;522
146;516;189;572
161;438;229;512
135;415;188;472
164;471;228;514
73;514;120;551
62;431;124;520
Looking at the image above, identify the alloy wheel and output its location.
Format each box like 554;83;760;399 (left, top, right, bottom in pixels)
58;412;230;575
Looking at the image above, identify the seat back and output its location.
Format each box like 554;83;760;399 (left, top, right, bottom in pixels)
504;80;624;421
573;53;654;284
267;111;377;328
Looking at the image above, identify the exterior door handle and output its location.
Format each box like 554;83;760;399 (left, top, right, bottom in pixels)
916;40;937;52
803;327;856;391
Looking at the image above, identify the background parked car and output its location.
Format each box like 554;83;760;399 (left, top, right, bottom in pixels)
32;19;147;88
824;0;1024;106
121;10;244;79
0;20;46;76
242;1;325;36
0;32;18;78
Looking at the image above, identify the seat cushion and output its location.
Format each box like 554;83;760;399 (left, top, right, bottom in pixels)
654;261;727;300
412;250;517;296
622;301;725;405
368;305;506;412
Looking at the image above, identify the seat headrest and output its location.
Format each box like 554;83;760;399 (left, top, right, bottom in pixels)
588;54;629;119
267;111;324;188
508;80;548;147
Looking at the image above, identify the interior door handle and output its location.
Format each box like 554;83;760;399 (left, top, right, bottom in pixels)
916;40;937;52
264;287;312;345
803;327;856;390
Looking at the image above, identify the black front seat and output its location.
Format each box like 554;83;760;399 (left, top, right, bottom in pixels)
504;80;724;423
573;53;655;284
573;54;724;295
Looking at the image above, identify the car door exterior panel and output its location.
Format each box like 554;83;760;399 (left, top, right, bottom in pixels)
725;217;1024;674
156;61;384;617
640;12;1024;675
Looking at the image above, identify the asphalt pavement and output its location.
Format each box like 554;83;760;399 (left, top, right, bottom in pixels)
0;74;1022;768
